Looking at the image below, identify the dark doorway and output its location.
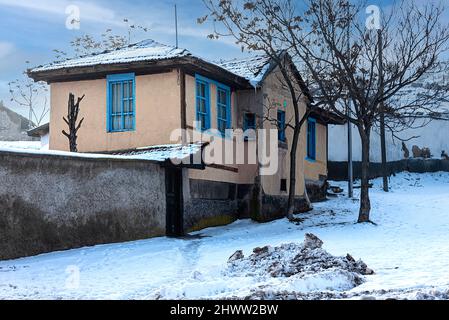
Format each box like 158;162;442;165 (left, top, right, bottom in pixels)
165;167;184;236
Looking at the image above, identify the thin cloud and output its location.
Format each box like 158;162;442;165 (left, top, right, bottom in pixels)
0;41;15;59
0;0;122;26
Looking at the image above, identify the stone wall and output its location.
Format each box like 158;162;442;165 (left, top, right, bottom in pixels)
0;150;166;260
184;179;239;232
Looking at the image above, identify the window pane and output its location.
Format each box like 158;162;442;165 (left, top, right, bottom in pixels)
200;114;206;129
124;99;130;113
244;113;255;130
217;90;224;105
112;116;121;131
124;115;133;129
114;83;122;113
123;82;129;99
218;107;227;120
218;120;226;133
128;81;133;99
197;82;206;98
201;83;206;97
199;99;206;113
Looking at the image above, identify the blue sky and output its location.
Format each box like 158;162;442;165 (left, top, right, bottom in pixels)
0;0;435;118
0;0;250;117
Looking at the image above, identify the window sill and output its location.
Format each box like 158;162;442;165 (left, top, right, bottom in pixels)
305;157;317;163
108;129;136;133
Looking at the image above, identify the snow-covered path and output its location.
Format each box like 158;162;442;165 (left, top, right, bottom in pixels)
1;172;449;300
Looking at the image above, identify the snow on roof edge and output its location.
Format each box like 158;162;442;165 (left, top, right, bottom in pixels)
0;143;203;163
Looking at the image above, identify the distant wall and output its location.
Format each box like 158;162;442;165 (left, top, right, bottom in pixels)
329;120;449;163
0;151;166;260
328;159;449;181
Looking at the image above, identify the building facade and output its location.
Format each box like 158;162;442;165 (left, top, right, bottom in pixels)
29;40;342;234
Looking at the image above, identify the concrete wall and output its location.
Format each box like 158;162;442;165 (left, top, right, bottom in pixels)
329;159;449;181
329;119;449;163
0;150;166;260
184;178;239;232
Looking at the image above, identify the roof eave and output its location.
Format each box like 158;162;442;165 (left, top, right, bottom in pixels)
309;107;346;125
27;123;50;137
28;57;252;89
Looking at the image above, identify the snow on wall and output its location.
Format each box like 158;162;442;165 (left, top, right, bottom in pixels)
329;120;449;162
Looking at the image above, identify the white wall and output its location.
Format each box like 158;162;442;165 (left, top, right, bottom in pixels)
329;120;449;162
40;133;49;150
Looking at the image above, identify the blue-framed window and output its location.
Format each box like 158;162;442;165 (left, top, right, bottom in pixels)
217;86;231;135
244;113;256;131
196;77;210;131
107;73;135;132
307;118;317;161
277;110;286;142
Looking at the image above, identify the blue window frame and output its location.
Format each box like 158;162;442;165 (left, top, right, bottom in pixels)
217;86;231;136
196;77;210;131
107;73;135;132
307;118;317;161
277;110;286;142
244;113;256;131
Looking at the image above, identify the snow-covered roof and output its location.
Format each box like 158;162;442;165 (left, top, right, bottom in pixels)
0;143;204;165
112;143;203;163
217;55;272;87
31;40;192;73
30;39;295;89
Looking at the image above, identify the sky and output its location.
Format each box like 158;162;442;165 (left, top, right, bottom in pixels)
0;0;438;120
0;0;249;119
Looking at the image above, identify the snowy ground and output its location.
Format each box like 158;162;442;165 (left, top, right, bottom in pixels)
0;141;42;150
1;172;449;300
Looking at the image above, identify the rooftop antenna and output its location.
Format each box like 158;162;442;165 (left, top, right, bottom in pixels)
175;4;179;48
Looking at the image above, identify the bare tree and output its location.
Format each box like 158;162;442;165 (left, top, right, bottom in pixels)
53;18;149;59
201;0;316;220
8;62;49;128
202;0;449;223
62;93;85;152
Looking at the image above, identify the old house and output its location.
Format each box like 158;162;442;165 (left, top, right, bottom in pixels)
28;39;342;236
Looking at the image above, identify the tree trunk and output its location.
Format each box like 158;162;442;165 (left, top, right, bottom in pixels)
62;93;84;153
286;124;301;220
358;129;371;223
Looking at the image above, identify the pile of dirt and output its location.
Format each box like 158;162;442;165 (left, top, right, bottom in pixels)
227;233;374;278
